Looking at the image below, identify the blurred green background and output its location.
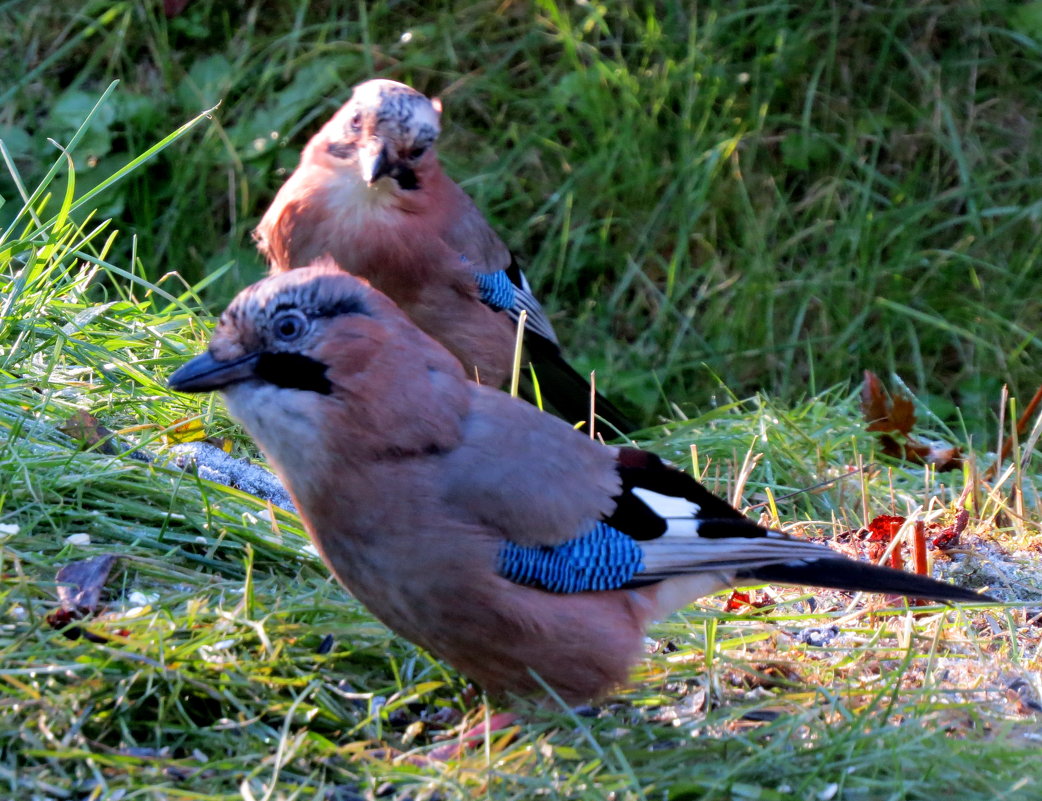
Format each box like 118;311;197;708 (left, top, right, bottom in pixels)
2;0;1041;431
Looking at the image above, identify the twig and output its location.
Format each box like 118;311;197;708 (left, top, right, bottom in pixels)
747;464;875;511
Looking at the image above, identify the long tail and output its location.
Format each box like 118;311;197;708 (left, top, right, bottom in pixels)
523;335;639;436
740;558;993;604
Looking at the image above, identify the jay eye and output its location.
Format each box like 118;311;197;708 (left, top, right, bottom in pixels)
409;145;427;159
349;113;362;132
272;310;309;342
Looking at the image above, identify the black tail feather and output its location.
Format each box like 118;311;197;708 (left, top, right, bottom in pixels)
522;336;639;436
741;558;994;604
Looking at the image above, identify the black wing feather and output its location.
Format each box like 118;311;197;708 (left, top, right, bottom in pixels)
741;559;993;604
521;333;639;436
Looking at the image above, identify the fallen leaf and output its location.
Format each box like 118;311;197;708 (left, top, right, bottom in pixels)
861;371;963;471
164;417;207;444
864;514;905;568
866;514;905;541
54;554;117;613
724;590;771;611
59;411;116;453
46;554;118;641
932;509;970;549
58;412;153;462
863;371;917;435
163;417;233;453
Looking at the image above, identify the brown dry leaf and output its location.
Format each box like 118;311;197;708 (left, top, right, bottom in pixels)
59;411;116;454
860;371;963;472
46;554;119;642
861;370;891;432
863;370;917;436
55;553;118;613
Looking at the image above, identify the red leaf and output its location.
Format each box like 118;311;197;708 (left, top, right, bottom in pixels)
865;514;905;564
724;590;771;611
932;509;970;549
867;514;905;541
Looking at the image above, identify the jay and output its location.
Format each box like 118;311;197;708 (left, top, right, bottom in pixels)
254;78;636;434
169;265;990;704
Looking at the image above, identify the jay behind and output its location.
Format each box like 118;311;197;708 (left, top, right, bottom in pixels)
254;78;636;435
169;265;992;705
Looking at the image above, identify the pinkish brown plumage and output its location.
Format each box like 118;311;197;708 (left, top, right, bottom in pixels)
169;265;991;703
254;78;637;433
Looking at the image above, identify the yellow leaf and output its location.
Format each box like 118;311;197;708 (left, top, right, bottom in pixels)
163;416;207;445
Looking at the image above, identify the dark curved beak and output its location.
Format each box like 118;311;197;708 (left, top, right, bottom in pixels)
358;143;393;185
168;351;259;393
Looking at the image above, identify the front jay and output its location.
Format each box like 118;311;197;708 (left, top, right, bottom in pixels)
254;78;635;434
169;265;990;703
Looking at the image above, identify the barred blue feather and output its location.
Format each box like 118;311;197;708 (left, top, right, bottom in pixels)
473;270;517;312
496;523;645;593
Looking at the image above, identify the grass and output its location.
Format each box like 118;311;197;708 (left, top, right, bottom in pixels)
2;186;1041;800
2;1;1042;799
3;0;1042;429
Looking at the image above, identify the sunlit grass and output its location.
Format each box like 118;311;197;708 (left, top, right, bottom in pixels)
3;2;1042;798
2;1;1041;430
1;120;1040;798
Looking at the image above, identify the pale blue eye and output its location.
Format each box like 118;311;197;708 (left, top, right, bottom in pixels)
273;311;308;342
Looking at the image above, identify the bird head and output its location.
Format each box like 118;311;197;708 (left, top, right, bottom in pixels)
168;262;468;478
319;79;442;191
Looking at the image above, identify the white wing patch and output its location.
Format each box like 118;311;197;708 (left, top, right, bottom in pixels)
632;487;700;524
630;486;834;576
633;486;793;539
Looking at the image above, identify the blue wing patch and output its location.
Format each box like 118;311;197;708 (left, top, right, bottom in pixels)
473;270;517;312
496;523;645;593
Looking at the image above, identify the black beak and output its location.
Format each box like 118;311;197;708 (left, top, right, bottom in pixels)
168;351;259;393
